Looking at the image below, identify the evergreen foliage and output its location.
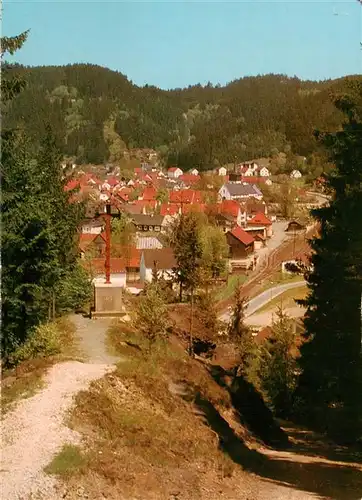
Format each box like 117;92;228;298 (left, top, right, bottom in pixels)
1;34;87;361
169;213;204;302
133;282;169;348
295;88;362;444
259;308;299;417
228;286;257;381
5;63;362;171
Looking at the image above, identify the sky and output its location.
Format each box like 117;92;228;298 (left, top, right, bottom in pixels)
3;0;362;89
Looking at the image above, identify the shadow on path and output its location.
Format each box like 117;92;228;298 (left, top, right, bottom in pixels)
192;392;362;500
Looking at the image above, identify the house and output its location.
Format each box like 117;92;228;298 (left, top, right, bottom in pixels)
140;248;177;283
81;219;104;235
241;199;268;218
169;189;203;205
168;167;183;179
207;199;245;227
241;176;270;186
285;219;307;233
247;212;273;238
89;259;127;288
239;165;255;176
258;166;271;177
160;203;180;217
189;168;199;176
79;233;106;258
217;166;227;176
226;226;255;259
179;174;201;186
131;214;165;233
140;186;157;201
219;183;263;201
136;235;163;250
213;213;235;233
290;169;302;179
83;247;141;284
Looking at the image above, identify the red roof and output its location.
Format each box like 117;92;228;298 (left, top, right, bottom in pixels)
142;186;157;201
248;212;272;226
221;200;241;218
64;179;80;192
179;174;200;185
241;176;266;184
207;200;241;218
107;176;119;187
230;226;255;246
83;247;141;273
160;203;180;216
132;199;157;210
117;188;132;202
168;167;181;173
169;190;203;204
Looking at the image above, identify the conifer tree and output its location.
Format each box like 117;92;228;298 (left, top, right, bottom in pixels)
259;308;299;417
295;90;362;443
228;285;257;381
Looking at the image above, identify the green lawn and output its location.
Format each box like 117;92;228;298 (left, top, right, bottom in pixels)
258;271;304;294
215;273;248;301
255;285;308;314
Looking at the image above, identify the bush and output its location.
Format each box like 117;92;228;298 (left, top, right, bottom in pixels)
55;263;93;314
8;322;61;366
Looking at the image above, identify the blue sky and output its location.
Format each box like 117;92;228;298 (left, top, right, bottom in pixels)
3;0;362;89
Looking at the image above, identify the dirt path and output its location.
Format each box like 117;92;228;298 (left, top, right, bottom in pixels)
1;315;121;500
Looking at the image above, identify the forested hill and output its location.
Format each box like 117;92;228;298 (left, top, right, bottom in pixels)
5;63;361;169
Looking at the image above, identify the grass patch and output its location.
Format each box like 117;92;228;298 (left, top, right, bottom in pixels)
258;271;304;294
215;273;248;301
1;364;47;414
255;285;308;314
44;444;87;477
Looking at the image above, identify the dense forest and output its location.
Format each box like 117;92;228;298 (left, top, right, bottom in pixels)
4;63;362;171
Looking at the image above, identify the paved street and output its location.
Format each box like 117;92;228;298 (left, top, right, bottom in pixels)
219;280;306;323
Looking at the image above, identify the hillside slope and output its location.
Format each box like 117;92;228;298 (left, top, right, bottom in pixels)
5;63;362;168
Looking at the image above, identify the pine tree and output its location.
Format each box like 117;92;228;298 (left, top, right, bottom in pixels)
133;282;169;350
295;91;362;444
169;213;203;355
1;31;29;106
1;34;86;358
228;285;257;381
259;308;299;417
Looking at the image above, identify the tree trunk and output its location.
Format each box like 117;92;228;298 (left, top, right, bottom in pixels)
179;282;183;303
52;290;56;320
189;288;194;358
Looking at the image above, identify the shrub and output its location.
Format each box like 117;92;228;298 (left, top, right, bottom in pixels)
8;322;61;366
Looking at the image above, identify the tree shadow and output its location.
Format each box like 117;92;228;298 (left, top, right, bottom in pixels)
193;392;362;500
279;420;362;466
209;364;289;449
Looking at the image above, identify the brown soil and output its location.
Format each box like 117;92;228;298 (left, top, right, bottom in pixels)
57;321;362;500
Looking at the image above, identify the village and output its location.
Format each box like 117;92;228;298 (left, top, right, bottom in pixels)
70;153;315;303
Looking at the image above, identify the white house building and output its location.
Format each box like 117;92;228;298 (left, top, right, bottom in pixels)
258;166;271;177
217;166;227;176
167;167;183;179
290;169;302;179
219;182;263;201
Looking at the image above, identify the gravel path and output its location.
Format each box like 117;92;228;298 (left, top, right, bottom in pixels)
1;315;121;500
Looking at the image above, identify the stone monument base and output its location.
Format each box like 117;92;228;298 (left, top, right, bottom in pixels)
91;282;126;318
